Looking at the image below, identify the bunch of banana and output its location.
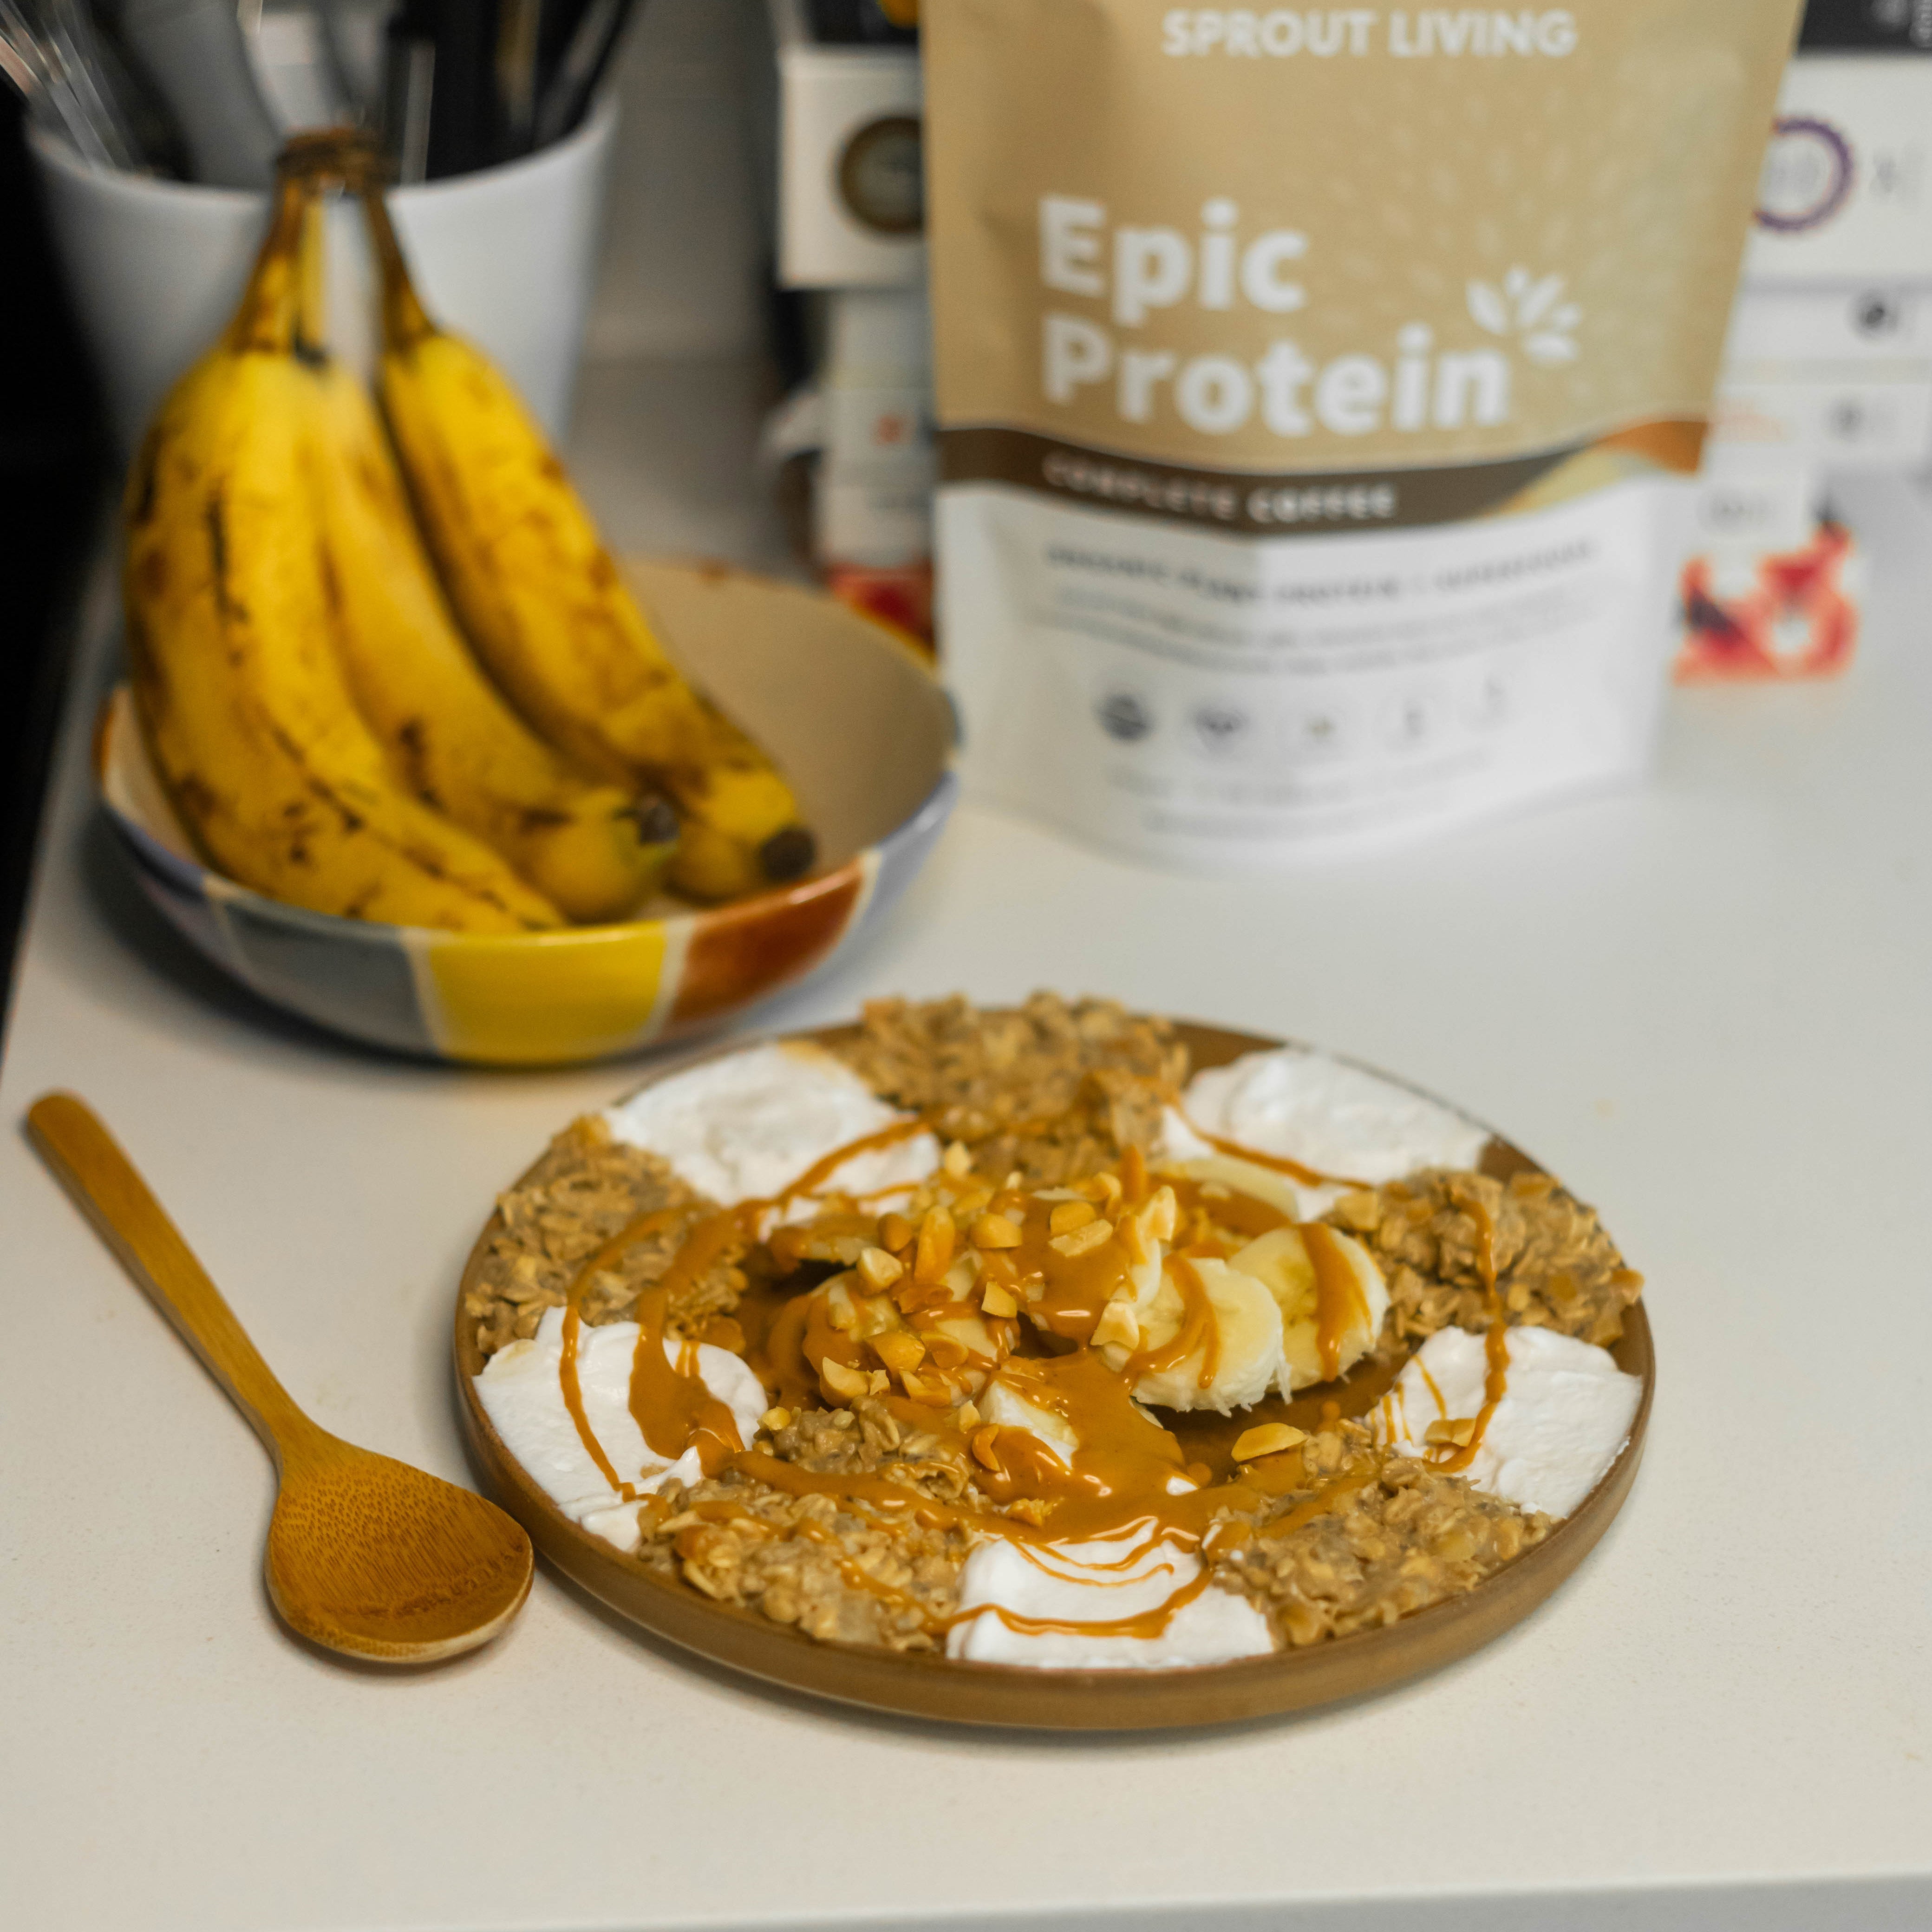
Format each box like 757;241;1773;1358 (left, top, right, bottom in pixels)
355;176;818;903
307;347;678;922
125;152;683;931
125;171;566;933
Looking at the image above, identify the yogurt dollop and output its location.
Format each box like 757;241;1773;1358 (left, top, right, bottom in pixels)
1163;1045;1489;1192
1373;1325;1642;1519
603;1040;941;1208
946;1532;1275;1671
476;1305;766;1553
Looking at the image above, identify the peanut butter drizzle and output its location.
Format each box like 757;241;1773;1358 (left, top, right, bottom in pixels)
549;1113;1411;1645
555;1205;688;1493
1167;1093;1367;1191
605;1119;933;1476
1301;1221;1371;1383
1124;1254;1221;1389
558;1302;635;1499
779;1116;930;1201
980;1208;1137;1346
1425;1192;1511;1475
949;1557;1217;1644
1168;1175;1292;1246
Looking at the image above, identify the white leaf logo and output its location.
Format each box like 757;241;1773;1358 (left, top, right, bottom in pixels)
1467;268;1582;364
1467;280;1511;334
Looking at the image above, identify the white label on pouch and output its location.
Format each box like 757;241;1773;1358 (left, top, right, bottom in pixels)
939;473;1687;867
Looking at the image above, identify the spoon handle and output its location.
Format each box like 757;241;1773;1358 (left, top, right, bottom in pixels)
27;1091;324;1463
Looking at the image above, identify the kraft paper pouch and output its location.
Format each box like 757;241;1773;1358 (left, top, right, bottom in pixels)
925;0;1804;866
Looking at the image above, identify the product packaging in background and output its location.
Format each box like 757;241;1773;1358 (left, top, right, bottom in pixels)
762;0;935;640
925;0;1803;868
1680;7;1932;684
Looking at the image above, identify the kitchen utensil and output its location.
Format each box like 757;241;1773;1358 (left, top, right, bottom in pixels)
28;1092;534;1663
455;1018;1653;1728
532;0;631;148
94;557;958;1064
1;0;146;168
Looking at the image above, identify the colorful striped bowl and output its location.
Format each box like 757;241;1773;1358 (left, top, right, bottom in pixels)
96;559;958;1065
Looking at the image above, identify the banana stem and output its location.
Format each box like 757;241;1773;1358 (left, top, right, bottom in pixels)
225;173;311;358
294;187;328;366
355;178;436;350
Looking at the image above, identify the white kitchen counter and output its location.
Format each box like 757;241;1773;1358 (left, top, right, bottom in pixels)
4;434;1928;1930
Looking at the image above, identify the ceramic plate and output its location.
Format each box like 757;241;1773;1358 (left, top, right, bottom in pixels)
454;1019;1652;1728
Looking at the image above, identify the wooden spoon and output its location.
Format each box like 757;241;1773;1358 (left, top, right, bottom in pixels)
28;1091;533;1664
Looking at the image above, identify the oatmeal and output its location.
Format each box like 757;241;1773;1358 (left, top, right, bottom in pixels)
469;994;1644;1669
1328;1167;1643;1350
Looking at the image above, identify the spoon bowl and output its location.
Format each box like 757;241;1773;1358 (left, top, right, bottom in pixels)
28;1091;533;1665
265;1437;533;1663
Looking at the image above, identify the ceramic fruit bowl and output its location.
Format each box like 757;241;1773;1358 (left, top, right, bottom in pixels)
95;559;957;1065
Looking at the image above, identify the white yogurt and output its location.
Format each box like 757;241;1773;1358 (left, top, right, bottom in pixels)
1373;1325;1642;1519
475;1305;767;1553
946;1531;1275;1671
1163;1046;1489;1191
603;1041;941;1208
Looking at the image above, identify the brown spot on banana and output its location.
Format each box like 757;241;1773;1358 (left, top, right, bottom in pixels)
759;826;817;883
627;796;679;846
315;543;343;617
204;492;235;621
395;718;431;792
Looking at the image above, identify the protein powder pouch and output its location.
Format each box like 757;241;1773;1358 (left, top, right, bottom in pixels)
924;1;1804;865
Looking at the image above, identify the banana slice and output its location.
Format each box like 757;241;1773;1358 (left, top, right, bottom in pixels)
1160;1154;1305;1222
979;1372;1080;1463
1129;1259;1286;1413
1229;1224;1389;1391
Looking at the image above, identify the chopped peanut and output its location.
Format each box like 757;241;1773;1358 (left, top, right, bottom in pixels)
1140;1186;1178;1241
760;1406;792;1433
1050;1218;1112;1258
972;1213;1024;1249
872;1332;926;1375
914;1203;957;1282
942;1140;973;1178
877;1212;914;1253
821;1359;868;1401
980;1282;1020;1318
923;1332;970;1369
857;1245;905;1290
1049;1199;1097;1235
901;1368;949;1407
1426;1417;1478;1448
1233;1422;1307;1462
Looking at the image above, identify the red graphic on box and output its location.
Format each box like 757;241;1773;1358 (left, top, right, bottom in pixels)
1674;520;1859;684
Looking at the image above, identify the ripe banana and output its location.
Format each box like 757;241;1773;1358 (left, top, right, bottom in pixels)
305;356;679;922
358;184;818;903
123;172;566;934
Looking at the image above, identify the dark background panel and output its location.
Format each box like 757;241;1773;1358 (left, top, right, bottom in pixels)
1799;0;1932;50
0;91;110;1040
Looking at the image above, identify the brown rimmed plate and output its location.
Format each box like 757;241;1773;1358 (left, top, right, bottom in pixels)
454;1020;1653;1729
